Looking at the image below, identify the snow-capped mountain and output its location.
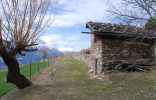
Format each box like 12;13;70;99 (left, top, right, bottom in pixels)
51;44;75;54
0;40;76;71
37;40;75;54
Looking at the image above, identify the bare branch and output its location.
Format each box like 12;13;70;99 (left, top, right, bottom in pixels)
39;46;50;59
108;0;156;25
0;0;57;56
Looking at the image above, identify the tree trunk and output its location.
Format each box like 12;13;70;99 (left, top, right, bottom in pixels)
1;53;32;89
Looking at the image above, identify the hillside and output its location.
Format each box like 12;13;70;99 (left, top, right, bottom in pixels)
0;47;74;71
1;55;156;100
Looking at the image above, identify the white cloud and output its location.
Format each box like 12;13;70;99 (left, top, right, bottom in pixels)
56;40;67;46
52;0;115;27
66;36;80;40
39;33;82;45
57;41;74;51
40;0;123;51
39;31;90;51
58;46;74;52
39;34;62;45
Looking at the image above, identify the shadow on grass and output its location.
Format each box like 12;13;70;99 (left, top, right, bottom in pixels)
1;81;84;100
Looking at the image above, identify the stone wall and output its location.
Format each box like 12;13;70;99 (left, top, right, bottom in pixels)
73;34;155;76
90;39;103;75
101;39;155;71
73;48;93;70
102;40;154;60
73;39;104;76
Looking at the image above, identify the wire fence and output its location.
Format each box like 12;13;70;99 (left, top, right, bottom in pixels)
29;53;64;80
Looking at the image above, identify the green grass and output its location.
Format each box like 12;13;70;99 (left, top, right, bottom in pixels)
0;62;48;97
48;55;156;100
53;58;89;83
1;55;156;100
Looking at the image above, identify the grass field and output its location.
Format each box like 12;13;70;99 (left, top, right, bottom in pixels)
0;62;48;97
50;55;156;100
1;55;156;100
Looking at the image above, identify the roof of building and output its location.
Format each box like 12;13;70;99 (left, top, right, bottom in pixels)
83;21;156;39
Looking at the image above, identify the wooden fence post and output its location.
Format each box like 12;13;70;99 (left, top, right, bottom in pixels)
30;60;32;80
38;58;40;73
44;57;45;68
51;55;52;64
48;55;49;66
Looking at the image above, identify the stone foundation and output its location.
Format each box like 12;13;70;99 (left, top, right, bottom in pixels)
73;35;155;77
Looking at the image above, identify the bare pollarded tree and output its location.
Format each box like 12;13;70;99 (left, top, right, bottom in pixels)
0;0;57;89
108;0;156;31
39;46;50;59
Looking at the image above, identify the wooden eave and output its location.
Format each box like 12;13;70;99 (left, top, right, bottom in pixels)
84;22;156;40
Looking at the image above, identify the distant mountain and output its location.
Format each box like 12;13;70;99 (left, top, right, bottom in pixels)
0;58;7;71
50;43;75;54
61;51;75;54
0;39;75;71
0;44;75;71
49;48;63;55
37;40;75;53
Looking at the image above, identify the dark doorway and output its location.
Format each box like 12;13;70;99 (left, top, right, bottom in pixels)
94;58;98;75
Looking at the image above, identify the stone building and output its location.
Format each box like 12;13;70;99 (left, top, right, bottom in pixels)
77;21;156;76
73;48;92;68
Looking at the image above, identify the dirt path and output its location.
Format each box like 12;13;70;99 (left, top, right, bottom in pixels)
0;55;73;100
1;55;156;100
1;55;94;100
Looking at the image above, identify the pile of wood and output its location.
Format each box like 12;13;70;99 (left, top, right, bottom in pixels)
104;59;154;72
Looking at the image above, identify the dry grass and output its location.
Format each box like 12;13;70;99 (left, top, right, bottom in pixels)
1;55;156;100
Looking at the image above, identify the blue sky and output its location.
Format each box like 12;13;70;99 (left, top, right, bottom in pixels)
39;0;121;51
